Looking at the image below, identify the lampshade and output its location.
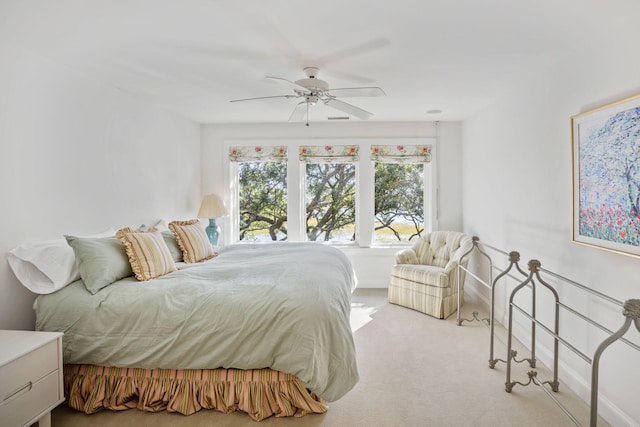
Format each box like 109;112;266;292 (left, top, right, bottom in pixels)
197;194;228;218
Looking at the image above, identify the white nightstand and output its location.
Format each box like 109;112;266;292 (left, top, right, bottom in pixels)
0;330;64;427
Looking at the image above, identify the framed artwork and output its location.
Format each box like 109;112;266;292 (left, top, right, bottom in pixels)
572;93;640;257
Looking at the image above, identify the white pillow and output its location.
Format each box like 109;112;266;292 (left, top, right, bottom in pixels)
129;219;170;233
151;218;170;231
8;229;115;294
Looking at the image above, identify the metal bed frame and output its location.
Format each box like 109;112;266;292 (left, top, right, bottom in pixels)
456;237;640;427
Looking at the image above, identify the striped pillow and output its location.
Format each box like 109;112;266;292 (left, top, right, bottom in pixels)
168;220;217;263
116;227;177;281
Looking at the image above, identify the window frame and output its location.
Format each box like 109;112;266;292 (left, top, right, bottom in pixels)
224;138;436;247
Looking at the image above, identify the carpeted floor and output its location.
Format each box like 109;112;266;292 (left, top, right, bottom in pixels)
51;288;608;427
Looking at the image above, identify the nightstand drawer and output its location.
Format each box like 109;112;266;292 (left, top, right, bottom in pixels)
0;369;61;427
0;340;58;400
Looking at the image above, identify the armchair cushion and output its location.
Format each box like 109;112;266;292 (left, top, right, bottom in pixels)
391;264;448;288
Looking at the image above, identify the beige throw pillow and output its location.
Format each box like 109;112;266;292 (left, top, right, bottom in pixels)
168;220;217;263
116;227;177;281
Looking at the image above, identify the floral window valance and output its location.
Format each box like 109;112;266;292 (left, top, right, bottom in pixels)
299;145;359;164
228;146;287;162
370;144;432;164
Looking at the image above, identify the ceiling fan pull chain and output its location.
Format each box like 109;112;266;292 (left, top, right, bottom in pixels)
306;102;310;127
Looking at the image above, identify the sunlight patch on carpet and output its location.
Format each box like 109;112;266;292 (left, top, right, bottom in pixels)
350;302;377;332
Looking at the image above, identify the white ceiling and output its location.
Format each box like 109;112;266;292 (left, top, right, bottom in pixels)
1;0;637;124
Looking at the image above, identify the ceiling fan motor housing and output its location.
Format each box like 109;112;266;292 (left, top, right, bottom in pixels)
295;77;329;93
296;66;329;93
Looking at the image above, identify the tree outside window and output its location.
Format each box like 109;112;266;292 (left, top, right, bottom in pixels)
238;161;287;241
374;163;424;241
306;163;356;242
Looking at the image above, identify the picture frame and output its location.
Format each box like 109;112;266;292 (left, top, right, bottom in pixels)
571;93;640;257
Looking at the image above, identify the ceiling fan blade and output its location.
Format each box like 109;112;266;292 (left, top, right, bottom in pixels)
328;87;386;97
321;68;377;84
288;102;308;122
316;38;391;65
324;98;373;120
266;76;310;93
230;94;296;103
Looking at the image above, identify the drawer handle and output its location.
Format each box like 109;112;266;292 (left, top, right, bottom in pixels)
3;381;33;403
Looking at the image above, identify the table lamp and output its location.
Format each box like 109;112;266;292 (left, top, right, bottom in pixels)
197;194;228;246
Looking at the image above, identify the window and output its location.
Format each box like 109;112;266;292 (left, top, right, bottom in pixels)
227;141;433;246
238;162;287;241
300;145;359;243
371;144;432;243
230;146;287;242
374;163;424;241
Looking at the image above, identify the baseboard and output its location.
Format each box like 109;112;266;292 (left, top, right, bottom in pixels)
355;281;389;289
463;282;490;307
463;282;508;322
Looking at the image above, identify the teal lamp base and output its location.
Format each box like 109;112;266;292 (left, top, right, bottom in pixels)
205;218;221;246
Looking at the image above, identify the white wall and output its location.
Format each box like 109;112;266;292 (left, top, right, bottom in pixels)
462;45;640;425
201;121;463;287
0;42;201;331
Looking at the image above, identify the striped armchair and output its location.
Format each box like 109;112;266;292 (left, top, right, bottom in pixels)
388;231;473;319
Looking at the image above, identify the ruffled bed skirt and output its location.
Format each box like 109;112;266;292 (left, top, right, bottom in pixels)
63;364;328;421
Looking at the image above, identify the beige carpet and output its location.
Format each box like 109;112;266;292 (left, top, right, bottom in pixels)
51;288;608;427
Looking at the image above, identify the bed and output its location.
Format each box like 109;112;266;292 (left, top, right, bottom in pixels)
32;241;359;421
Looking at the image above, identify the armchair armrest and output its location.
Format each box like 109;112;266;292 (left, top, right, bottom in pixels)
395;248;419;265
443;259;460;274
444;238;474;272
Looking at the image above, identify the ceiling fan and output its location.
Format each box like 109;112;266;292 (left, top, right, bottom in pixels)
230;67;385;124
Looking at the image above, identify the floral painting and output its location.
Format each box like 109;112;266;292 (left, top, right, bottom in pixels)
572;93;640;256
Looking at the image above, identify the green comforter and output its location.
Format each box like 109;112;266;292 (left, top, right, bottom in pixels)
35;242;358;401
